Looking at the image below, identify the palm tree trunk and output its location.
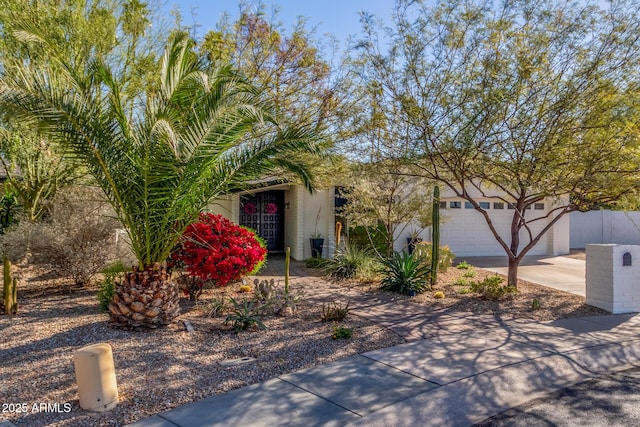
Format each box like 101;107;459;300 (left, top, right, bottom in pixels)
108;263;180;329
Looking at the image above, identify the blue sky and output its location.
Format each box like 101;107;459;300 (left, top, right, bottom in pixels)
166;1;395;44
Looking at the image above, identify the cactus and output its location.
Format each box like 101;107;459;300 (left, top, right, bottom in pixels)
284;246;291;295
3;256;17;315
430;186;440;288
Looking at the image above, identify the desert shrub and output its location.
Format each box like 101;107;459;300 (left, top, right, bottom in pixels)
171;213;267;300
305;257;328;269
322;244;377;280
412;242;455;273
347;224;388;255
321;300;350;322
0;193;19;233
380;251;431;295
456;261;472;269
200;296;227;318
97;261;129;312
470;276;518;300
224;296;267;332
1;186;121;286
332;325;353;339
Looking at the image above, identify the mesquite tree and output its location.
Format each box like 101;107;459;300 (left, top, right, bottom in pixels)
353;0;640;286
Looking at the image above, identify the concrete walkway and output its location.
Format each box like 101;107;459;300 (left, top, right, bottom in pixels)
463;255;586;296
129;310;640;427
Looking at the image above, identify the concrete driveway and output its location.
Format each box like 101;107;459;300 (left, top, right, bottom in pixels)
462;255;586;296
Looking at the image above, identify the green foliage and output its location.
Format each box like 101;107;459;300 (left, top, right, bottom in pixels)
331;325;353;340
453;278;472;287
305;257;328;269
0;131;79;222
462;269;476;278
322;244;377;280
531;298;541;310
321;300;350;322
0;193;18;232
351;0;640;287
380;251;431;295
471;276;518;301
0;33;324;270
413;242;455;273
97;261;129;313
97;279;115;313
339;162;433;257
347;224;389;255
225;297;267;332
456;261;472;270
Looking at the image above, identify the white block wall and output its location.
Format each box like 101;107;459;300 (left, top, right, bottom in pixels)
586;244;640;314
571;210;640;248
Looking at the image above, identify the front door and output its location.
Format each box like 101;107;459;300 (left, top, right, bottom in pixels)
239;191;284;252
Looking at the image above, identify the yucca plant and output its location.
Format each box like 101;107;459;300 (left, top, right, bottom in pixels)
380;251;431;295
0;33;323;328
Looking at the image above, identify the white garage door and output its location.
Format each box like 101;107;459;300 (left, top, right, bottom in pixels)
440;205;548;257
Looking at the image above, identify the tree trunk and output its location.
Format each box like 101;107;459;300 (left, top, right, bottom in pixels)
507;256;519;288
108;263;180;329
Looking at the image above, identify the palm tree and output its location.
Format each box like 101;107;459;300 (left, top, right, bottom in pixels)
0;33;324;328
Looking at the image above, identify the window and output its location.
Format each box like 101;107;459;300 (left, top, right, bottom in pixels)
464;202;473;209
439;201;447;209
624;252;632;267
479;202;490;209
450;201;461;209
493;202;504;209
534;203;545;210
507;203;516;210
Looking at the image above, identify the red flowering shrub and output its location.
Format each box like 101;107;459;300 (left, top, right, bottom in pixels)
171;213;267;299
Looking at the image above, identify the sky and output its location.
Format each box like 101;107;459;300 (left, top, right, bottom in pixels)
165;0;395;46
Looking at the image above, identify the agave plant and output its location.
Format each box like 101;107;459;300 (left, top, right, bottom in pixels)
0;33;323;328
380;251;431;295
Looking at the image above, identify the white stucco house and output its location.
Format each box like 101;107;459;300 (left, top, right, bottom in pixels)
208;179;570;260
207;179;337;260
393;186;570;258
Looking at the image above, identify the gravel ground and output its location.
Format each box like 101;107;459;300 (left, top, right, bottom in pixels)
1;258;607;426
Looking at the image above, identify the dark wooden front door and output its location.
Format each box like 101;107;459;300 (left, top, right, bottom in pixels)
239;191;284;252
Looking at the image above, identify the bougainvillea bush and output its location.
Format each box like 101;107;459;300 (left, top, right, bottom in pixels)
171;213;267;300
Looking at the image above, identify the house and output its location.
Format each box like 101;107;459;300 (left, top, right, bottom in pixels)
208;180;570;260
393;187;570;258
208;179;337;260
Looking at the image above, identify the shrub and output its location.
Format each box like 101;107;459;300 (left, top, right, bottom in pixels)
380;251;431;295
97;261;129;312
321;300;350;322
1;187;121;286
305;257;328;269
199;296;227;318
456;261;472;270
332;325;353;339
0;193;19;233
453;278;472;287
322;244;377;280
171;213;267;300
412;242;455;273
470;276;518;300
224;296;267;332
347;224;388;255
